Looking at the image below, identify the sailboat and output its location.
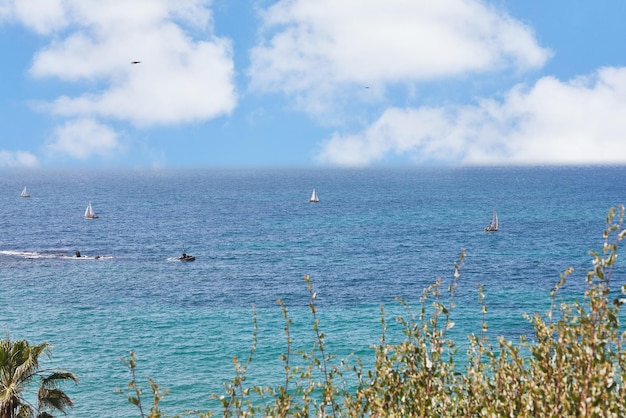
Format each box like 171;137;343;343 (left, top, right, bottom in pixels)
309;188;319;203
84;202;99;219
20;186;30;198
484;206;498;232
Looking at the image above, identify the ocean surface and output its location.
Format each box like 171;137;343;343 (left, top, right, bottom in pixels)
1;166;626;416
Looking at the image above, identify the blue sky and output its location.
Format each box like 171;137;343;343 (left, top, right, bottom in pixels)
1;0;626;168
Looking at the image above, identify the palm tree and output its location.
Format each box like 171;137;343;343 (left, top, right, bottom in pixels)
0;335;78;417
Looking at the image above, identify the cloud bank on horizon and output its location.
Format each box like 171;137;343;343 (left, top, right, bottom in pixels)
1;0;626;167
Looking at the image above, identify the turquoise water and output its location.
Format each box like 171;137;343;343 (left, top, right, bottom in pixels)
1;166;625;416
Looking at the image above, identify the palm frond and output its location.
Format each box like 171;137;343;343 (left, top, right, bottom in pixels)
0;335;72;418
16;403;34;417
38;387;74;413
41;372;79;388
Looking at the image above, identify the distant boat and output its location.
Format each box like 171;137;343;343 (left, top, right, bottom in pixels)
84;202;99;219
485;206;498;232
20;186;30;198
309;188;319;203
178;246;195;262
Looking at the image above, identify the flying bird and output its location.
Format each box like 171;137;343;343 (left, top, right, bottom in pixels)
131;61;141;64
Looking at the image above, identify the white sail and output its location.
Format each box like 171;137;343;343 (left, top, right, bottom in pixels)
20;186;30;198
309;188;319;203
84;202;99;219
485;206;498;232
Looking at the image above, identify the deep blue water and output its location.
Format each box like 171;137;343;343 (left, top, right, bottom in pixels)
1;166;626;416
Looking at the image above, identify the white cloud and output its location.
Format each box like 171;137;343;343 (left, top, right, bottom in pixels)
2;0;68;34
317;67;626;166
47;118;122;159
26;0;235;128
0;150;39;168
249;0;550;116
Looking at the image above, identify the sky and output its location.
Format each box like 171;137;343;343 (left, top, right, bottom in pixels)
1;0;626;169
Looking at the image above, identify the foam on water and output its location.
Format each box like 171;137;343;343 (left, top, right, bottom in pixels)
0;250;113;260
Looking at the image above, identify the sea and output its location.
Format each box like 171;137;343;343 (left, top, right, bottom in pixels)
1;166;626;417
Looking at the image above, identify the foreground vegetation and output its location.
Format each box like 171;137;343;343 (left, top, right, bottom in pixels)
0;336;78;418
5;207;626;417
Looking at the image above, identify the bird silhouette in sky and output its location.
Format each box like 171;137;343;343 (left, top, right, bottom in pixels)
131;61;141;64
